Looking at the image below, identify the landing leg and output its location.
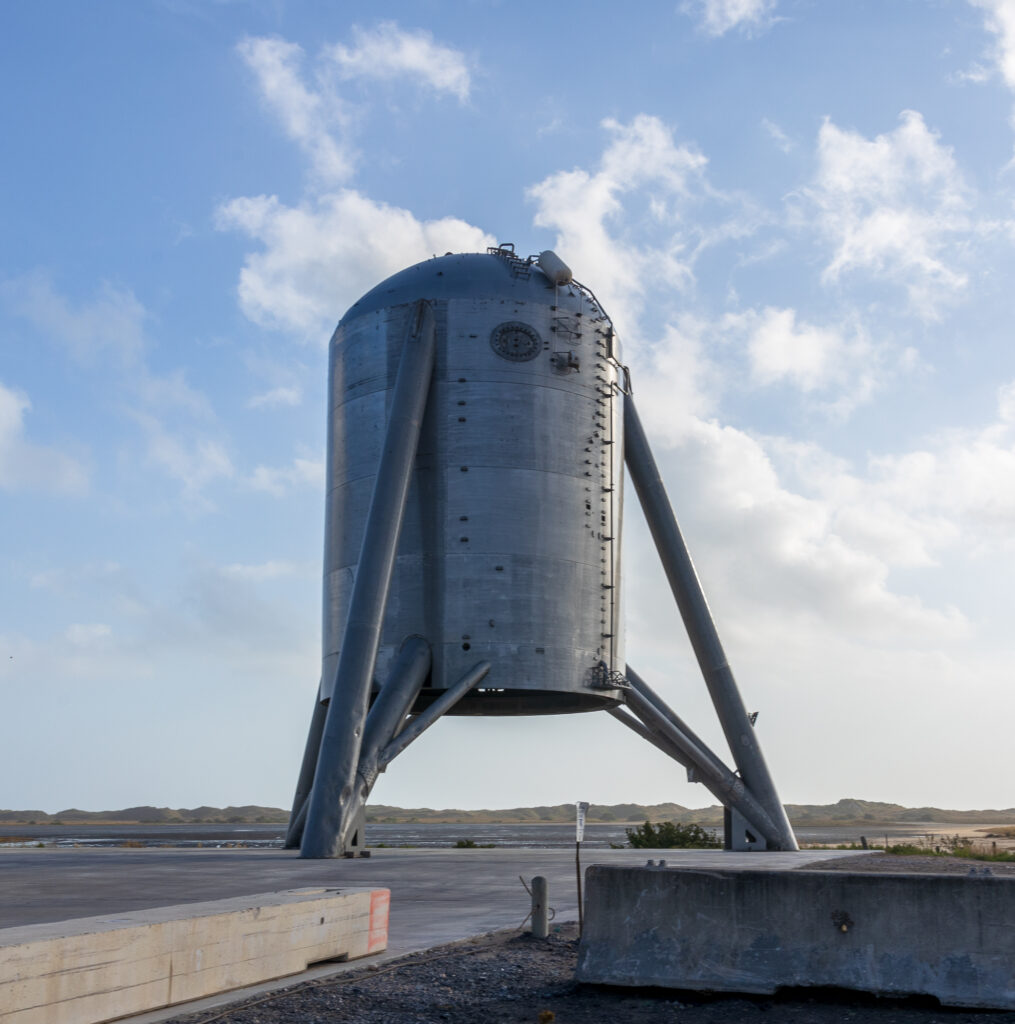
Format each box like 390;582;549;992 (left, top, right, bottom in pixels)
301;301;437;859
624;396;797;851
284;685;326;849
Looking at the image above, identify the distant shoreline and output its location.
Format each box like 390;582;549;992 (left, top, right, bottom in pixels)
3;798;1015;828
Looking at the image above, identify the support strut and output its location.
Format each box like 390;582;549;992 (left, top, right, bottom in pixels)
356;635;433;791
377;660;491;769
624;396;797;851
288;637;432;852
284;684;327;849
301;301;437;859
622;668;779;844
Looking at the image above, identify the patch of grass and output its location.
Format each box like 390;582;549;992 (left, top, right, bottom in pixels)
453;839;496;848
801;842;885;851
884;833;1015;862
885;843;929;856
949;846;1015;862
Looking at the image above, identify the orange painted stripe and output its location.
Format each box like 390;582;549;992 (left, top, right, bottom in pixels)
368;889;390;953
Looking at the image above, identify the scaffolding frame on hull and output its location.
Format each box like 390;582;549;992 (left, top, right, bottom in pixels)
293;267;798;859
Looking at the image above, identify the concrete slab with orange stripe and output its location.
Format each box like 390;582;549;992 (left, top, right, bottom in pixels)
0;887;389;1024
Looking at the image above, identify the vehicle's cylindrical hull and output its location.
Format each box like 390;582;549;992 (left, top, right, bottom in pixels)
322;251;625;714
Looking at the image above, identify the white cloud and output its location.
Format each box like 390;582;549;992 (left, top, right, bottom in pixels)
65;623;112;647
238;25;471;190
0;381;88;494
969;0;1015;91
683;0;778;36
749;378;1015;572
599;114;708;193
224;28;491;338
867;383;1015;547
631;305;885;429
220;560;302;582
950;62;993;85
637;416;969;643
805;111;971;315
2;274;211;417
217;189;494;337
2;275;254;508
30;562;124;593
134;412;234;509
136;368;211;418
238;36;354;185
327;21;471;101
728;306;883;416
1;273;146;367
744;307;847;391
760;437;958;569
248;453;324;496
528;115;720;332
247;385;302;409
967;0;1015;151
631;317;721;443
762;117;795;153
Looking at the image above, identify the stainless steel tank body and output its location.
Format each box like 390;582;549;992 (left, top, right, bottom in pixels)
293;246;797;857
321;248;626;715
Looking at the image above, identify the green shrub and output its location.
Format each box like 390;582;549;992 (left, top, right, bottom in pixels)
626;820;721;849
886;843;928;855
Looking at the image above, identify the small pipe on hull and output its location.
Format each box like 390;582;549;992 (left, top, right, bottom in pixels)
301;301;437;859
623;396;798;852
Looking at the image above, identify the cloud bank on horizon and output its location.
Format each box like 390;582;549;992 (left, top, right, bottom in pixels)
3;0;1015;814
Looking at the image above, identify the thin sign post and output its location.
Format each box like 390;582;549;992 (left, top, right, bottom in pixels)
576;801;589;935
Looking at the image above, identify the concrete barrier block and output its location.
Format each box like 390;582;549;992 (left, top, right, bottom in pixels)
0;886;388;1024
577;867;1015;1010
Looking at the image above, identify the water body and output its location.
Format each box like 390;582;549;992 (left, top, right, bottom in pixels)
0;821;989;849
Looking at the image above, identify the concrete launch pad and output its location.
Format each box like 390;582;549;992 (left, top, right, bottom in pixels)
0;846;852;943
10;848;1005;1015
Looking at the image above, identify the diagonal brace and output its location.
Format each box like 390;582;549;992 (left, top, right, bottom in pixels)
624;395;797;850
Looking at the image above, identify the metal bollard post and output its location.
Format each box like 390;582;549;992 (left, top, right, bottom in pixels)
530;876;549;938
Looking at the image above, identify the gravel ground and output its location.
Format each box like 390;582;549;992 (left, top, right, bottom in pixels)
796;853;1015;875
167;900;1015;1024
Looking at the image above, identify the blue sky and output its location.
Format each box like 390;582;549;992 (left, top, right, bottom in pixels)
4;0;1015;814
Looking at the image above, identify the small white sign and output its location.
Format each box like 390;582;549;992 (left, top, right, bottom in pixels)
576;801;590;843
